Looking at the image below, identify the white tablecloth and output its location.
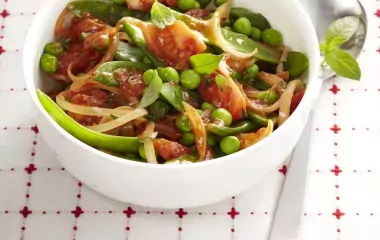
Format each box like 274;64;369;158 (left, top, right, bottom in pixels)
0;0;379;239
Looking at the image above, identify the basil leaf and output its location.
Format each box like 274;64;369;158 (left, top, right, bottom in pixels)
284;51;309;78
319;43;327;53
221;28;281;64
67;0;150;26
326;36;349;51
94;61;152;87
230;7;271;30
110;114;118;120
139;70;163;109
160;83;184;111
189;53;223;74
325;48;361;80
122;22;165;68
114;42;145;62
151;1;174;29
325;16;360;45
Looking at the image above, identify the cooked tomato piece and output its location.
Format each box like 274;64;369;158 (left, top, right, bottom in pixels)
165;0;178;7
237;128;266;150
198;74;246;120
154;139;192;160
67;89;114;126
114;68;146;105
290;90;305;114
155;116;182;141
185;9;211;19
141;20;207;70
204;146;214;160
71;18;108;39
126;0;166;11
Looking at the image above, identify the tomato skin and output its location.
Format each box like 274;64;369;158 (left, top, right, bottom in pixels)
155;116;182;141
198;74;244;120
290;90;305;114
154;139;192;160
185;9;211;19
67;89;114;126
142;21;207;70
114;69;146;104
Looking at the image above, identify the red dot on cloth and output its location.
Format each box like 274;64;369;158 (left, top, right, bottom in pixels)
146;211;150;214
330;165;342;176
42;211;46;214
25;194;30;198
20;206;32;218
0;10;9;18
77;194;81;199
94;211;98;214
227;207;240;219
336;196;340;200
332;209;345;220
108;211;113;214
337;229;341;233
375;10;380;18
4;211;8;214
73;226;77;231
329;84;340;94
27;182;31;187
250;212;254;215
330;124;341;134
123;207;136;218
212;212;216;215
160;212;164;215
265;212;268;215
231;196;235;199
61;167;65;171
303;213;307;216
356;213;359;215
56;211;61;214
31;125;39;134
47;168;51;171
178;227;182;231
377;47;380;54
25;164;37;174
71;206;84;218
278;165;287;175
21;226;25;231
198;212;202;215
335;185;339;188
126;227;130;231
368;170;372;173
78;182;82;187
175;208;188;219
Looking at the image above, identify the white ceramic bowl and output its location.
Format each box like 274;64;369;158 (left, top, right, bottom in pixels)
23;0;320;209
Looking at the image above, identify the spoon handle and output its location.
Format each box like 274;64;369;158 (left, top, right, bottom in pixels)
268;111;314;240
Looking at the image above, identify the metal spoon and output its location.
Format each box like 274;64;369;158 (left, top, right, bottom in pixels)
268;1;368;240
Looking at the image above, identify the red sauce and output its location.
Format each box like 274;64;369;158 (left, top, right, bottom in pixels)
185;9;211;19
153;139;192;160
114;68;146;105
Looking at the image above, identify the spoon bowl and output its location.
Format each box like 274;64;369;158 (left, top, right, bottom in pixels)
299;0;368;79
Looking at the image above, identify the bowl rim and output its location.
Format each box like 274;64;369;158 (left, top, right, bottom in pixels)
22;0;321;170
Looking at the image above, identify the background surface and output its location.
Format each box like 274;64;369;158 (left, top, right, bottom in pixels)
0;0;379;239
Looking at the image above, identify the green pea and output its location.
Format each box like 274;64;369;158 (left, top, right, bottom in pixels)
223;26;234;32
246;64;259;79
139;145;147;160
194;1;200;9
143;69;156;85
149;101;170;120
92;34;110;52
233;17;252;36
214;0;227;7
230;70;242;80
113;0;126;5
201;102;216;111
175;115;192;132
207;134;217;147
180;69;201;90
157;67;179;83
262;28;283;47
215;74;227;91
44;42;64;57
40;53;59;73
177;0;197;11
182;132;196;146
251;27;262;41
211;108;233;127
257;90;279;104
220;136;240;155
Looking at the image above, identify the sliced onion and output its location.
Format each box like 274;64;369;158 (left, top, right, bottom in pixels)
86;108;148;132
276;47;289;74
278;79;305;126
244;85;260;98
99;115;120;135
69;30;120;91
258;72;284;86
77;80;121;94
183;102;207;161
56;92;132;116
208;0;257;59
237;120;274;150
55;8;70;35
138;122;158;164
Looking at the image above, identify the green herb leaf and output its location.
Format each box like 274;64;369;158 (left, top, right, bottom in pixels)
284;51;309;79
139;70;163;109
319;43;327;53
325;16;360;45
94;61;152;87
122;22;165;68
114;42;145;62
229;7;271;30
221;28;281;64
189;54;223;74
327;36;350;50
325;48;361;80
160;83;184;111
110;114;118;120
150;1;175;29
